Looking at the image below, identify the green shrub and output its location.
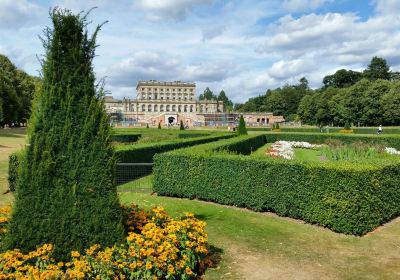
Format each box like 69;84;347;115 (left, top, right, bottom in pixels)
158;122;161;129
237;115;247;135
344;121;351;130
153;134;400;235
4;9;124;260
146;123;149;128
248;127;400;134
111;134;141;143
115;133;235;163
276;123;280;129
180;120;184;130
8;151;24;192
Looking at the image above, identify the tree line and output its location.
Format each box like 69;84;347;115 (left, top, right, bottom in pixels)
0;54;39;127
236;57;400;126
199;87;234;112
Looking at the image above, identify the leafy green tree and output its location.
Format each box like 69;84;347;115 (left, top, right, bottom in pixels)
199;87;216;100
4;9;124;260
381;81;400;125
364;56;391;81
237;115;247;135
323;69;363;88
217;90;233;112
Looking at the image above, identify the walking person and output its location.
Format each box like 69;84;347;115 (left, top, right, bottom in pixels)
377;125;383;135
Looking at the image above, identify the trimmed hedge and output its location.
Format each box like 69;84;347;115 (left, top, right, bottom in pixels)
153;134;400;235
111;134;141;143
264;132;400;149
115;133;235;163
247;127;400;134
178;133;209;139
8;151;24;192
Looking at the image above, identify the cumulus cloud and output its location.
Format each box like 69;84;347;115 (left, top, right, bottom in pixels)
372;0;400;15
135;0;213;21
268;59;317;79
0;0;41;29
107;51;239;90
282;0;333;13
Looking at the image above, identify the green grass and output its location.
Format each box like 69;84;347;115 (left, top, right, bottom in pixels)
120;176;400;279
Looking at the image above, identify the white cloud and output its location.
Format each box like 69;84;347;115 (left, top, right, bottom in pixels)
202;25;226;41
372;0;400;15
135;0;213;21
0;0;41;28
282;0;333;13
268;59;317;79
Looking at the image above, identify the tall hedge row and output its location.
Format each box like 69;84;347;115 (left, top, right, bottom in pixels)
153;134;400;235
115;133;235;163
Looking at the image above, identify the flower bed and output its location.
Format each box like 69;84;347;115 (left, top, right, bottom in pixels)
0;205;210;279
266;141;324;160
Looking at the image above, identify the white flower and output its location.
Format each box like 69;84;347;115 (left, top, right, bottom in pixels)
385;147;400;155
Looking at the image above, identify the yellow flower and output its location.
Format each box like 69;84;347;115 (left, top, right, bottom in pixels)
71;251;80;258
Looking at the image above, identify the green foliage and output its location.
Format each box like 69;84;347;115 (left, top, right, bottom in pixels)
276;123;280;129
364;56;391;81
237;115;247;135
8;151;24;192
320;142;384;161
115;133;235;163
153;134;400;235
217;90;233;112
146;123;149;128
323;69;363;88
4;9;124;260
199;87;217;100
344;121;351;130
180;120;184;130
247;126;400;134
0;55;38;126
111;134;141;143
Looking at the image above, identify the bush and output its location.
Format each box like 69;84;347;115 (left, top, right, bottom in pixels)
4;9;124;260
247;127;400;134
180;120;184;130
153;134;400;235
344;121;351;130
237;115;247;135
146;123;149;128
115;133;235;163
158;122;161;129
0;205;210;279
111;134;141;143
8;151;24;192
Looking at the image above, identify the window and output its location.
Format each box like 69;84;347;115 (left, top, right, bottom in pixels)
148;104;152;112
190;105;193;112
184;105;187;112
142;104;145;112
160;105;164;112
172;105;176;111
166;105;170;111
178;105;181;112
154;105;158;112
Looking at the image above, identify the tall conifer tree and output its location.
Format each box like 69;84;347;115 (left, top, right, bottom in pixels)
4;9;124;260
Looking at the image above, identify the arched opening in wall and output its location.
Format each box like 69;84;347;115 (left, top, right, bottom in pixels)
184;105;187;112
178;105;182;112
154;105;158;112
166;105;170;112
172;105;176;112
160;105;164;112
142;104;145;112
266;118;269;124
190;105;193;112
130;105;135;112
261;118;265;123
168;116;175;124
148;104;152;112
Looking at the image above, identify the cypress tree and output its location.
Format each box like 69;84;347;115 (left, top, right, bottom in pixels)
4;9;124;260
158;122;161;129
180;120;184;130
237;115;247;135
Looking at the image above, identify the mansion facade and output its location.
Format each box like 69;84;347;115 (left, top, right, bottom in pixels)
105;80;284;126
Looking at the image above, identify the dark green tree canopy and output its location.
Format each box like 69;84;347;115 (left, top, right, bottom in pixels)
199;87;217;100
4;8;123;260
364;56;391;81
217;90;233;111
323;69;363;88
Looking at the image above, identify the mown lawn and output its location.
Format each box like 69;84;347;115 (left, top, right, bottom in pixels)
119;176;400;279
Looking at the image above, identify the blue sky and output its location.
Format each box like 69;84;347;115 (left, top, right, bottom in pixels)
1;0;399;102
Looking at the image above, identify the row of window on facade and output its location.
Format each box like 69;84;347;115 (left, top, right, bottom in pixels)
139;95;194;101
130;104;210;113
141;88;194;93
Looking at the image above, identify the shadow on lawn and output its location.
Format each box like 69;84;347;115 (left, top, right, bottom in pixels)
208;245;224;269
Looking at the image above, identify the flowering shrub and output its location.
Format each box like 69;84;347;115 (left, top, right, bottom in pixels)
385;147;400;155
0;205;210;279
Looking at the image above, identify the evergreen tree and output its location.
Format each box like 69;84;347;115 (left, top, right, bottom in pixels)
180;120;184;130
364;57;391;81
344;120;351;130
146;123;149;128
237;115;247;135
4;9;124;260
217;90;233;111
158;122;161;129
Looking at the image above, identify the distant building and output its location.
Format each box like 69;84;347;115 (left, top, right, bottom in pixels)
104;80;284;126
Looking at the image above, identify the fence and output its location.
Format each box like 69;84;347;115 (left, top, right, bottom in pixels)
116;163;153;186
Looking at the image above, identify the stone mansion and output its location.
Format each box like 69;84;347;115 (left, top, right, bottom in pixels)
104;80;284;126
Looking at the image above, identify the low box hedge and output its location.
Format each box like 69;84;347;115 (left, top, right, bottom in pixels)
248;127;400;134
153;133;400;235
111;134;141;143
115;133;235;163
